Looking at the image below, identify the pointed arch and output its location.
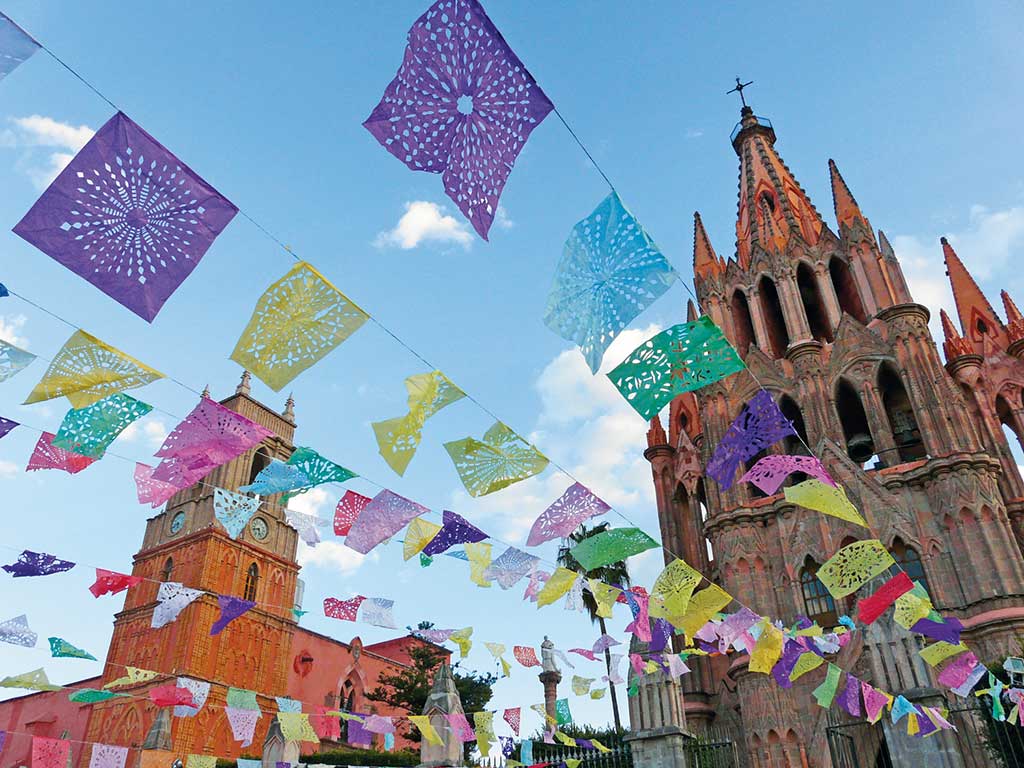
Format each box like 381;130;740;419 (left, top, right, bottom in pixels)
247;447;272;489
797;262;833;342
161;557;174;582
890;537;928;593
829;257;867;323
996;394;1024;457
243;562;259;602
799;556;837;626
758;276;790;357
836;379;875;464
878;363;925;462
730;289;756;355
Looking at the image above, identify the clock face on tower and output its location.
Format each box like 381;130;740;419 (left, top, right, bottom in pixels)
169;511;186;535
250;517;269;541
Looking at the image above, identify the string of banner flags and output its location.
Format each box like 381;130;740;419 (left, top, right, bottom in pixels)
0;1;1017;766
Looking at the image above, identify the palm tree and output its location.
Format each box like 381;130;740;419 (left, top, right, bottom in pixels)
557;522;630;733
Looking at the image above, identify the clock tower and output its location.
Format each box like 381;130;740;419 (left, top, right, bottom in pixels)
84;372;303;758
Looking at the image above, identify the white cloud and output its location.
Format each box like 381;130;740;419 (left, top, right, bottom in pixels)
286;487;331;518
891;204;1024;339
453;325;659;542
118;417;168;449
298;540;377;575
0;314;29;347
494;206;514;230
0;460;18;479
0;115;95;189
374;201;473;250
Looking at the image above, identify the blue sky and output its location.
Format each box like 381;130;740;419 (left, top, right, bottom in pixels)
1;0;1024;740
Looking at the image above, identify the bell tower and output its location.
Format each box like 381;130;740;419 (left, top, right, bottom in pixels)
84;373;302;759
646;101;1024;765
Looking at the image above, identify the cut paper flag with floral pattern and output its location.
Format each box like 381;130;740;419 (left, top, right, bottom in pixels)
26;431;97;474
445;421;548;497
784;479;868;528
502;707;520;736
275;696;301;713
364;714;395;734
474;711;495;757
893;583;933;629
154;397;272;485
483;546;540;589
817;540;895;599
359;597;398;629
151;581;202;628
345;489;429;554
210;596;255;635
185;756;215;768
484;642;511;676
3;550;75;577
513;645;540;668
150;683;194;708
608;317;745;420
25;330;163;408
239;459;309;496
706;391;795;489
364;0;553;239
0;614;37;647
0;415;18;439
567;527;659;570
48;636;96;660
0;668;59;691
70;689;126;704
278;712;319;743
677;584;733;639
403;517;442;560
14;112;238;321
650;559;702;621
324;595;366;622
446;712;476;743
422;510;487;555
104;667;158;689
214;488;260;539
527;482;610;546
53;393;152;458
408;715;442;746
0;339;36;382
536;567;580;608
450;626;473;658
133;463;179;508
857;571;914;625
373;370;465;476
0;12;39;82
572;676;595;696
173;678;210;718
231;261;368;391
740;454;834;496
544;191;677;373
587;579;621;618
285;508;322;547
32;736;70;768
89;744;129;768
334;490;370;536
226;687;259;710
465;541;493;588
285;446;356;497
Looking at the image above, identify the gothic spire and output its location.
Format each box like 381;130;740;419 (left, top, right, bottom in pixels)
731;105;823;268
1002;290;1024;349
1002;290;1023;324
236;370;252;396
942;237;1008;352
693;212;724;279
283;392;296;422
828;159;870;233
686;299;699;323
940;308;972;361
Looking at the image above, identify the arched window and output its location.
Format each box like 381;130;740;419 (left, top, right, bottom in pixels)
696;479;714;563
996;395;1024;459
730;290;756;355
161;557;173;582
890;538;928;593
879;364;925;462
778;396;810;486
744;447;770;499
243;563;260;602
797;263;833;343
836;379;875;465
829;258;867;324
338;679;357;738
800;557;837;626
759;276;790;358
247;448;272;489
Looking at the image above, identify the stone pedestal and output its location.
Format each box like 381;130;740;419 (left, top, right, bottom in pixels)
538;670;562;726
419;664;465;767
624;725;696;767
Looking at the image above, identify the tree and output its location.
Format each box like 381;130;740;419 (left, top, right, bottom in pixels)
365;643;497;744
557;522;630;733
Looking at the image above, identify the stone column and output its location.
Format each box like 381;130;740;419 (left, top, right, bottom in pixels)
623;637;694;767
419;664;465;767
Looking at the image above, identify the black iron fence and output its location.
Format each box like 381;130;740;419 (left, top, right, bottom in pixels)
826;695;1024;768
475;731;738;767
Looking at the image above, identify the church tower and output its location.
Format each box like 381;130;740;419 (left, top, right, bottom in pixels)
645;103;1024;765
84;373;302;759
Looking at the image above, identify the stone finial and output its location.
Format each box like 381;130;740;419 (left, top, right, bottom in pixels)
141;708;173;751
686;299;699;323
236;370;252;395
201;384;210;399
940;309;973;361
283;392;296;421
693;212;723;280
647;415;668;449
828;158;870;233
1002;290;1024;354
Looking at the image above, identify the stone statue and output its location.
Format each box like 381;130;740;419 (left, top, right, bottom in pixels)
541;635;559;673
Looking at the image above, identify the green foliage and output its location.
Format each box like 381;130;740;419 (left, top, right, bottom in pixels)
220;746;420;767
364;643;496;744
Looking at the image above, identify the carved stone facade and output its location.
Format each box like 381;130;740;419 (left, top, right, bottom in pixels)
0;377;448;767
643;106;1024;766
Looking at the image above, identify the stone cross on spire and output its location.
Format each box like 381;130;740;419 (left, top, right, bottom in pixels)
727;76;754;108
